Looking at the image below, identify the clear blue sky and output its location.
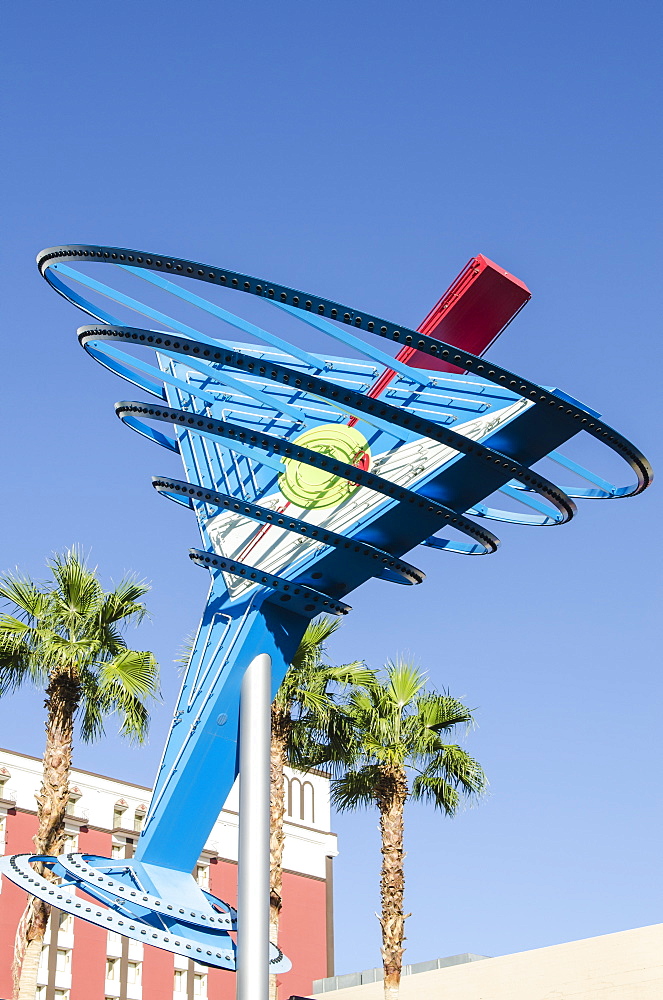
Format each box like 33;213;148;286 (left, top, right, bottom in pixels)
2;0;661;977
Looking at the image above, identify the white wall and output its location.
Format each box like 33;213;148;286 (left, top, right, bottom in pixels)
312;924;663;1000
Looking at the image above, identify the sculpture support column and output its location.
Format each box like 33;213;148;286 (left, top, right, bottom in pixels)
237;653;272;1000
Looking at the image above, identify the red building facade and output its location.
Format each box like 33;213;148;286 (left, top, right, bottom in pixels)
0;749;336;1000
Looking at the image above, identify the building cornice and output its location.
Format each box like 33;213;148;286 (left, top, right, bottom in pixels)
0;745;152;793
0;745;330;787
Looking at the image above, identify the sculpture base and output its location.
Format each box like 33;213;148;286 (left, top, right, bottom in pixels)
0;852;290;973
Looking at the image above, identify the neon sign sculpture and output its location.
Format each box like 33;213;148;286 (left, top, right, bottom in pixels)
1;246;652;993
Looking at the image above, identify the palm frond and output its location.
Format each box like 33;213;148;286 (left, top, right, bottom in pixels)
48;548;101;620
385;659;426;707
0;617;48;691
423;745;487;796
331;765;382;812
0;575;48;620
93;679;151;744
272;617;377;782
287;615;341;678
175;632;197;674
288;707;359;772
325;663;375;688
418;692;475;733
275;616;355;711
410;774;460;815
97;580;150;628
361;733;399;763
96;622;128;656
97;650;160;700
40;634;99;673
115;694;150;743
0;614;33;636
105;576;151;610
77;674;107;742
0;660;43;695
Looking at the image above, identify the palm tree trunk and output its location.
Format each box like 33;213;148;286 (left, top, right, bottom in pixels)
15;927;45;1000
13;670;79;1000
269;711;288;1000
378;771;408;1000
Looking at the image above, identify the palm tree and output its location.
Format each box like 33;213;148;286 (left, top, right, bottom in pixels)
0;548;159;1000
269;616;373;1000
330;660;487;1000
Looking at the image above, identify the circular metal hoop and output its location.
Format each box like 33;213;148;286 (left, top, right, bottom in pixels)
0;853;290;973
117;399;501;557
80;324;577;530
38;244;653;498
154;477;425;586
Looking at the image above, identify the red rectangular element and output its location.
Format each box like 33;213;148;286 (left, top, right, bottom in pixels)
276;869;328;999
142;941;175;1000
400;254;531;373
0;811;38;1000
70;828;110;1000
363;255;531;409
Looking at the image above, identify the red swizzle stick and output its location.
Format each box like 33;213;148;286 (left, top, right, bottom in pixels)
354;255;531;418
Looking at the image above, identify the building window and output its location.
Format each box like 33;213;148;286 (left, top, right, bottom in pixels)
0;775;16;804
195;864;209;888
286;776;298;818
63;832;78;854
106;957;120;981
193;973;207;997
113;807;126;829
107;930;122;948
55;949;71;973
58;911;73;933
286;776;315;823
111;842;124;859
65;787;82;817
0;771;12;802
302;780;315;823
133;810;144;833
174;969;186;992
127;961;141;985
39;945;50;973
36;987;47;1000
53;992;69;1000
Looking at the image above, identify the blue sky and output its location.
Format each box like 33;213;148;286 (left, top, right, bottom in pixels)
2;0;661;977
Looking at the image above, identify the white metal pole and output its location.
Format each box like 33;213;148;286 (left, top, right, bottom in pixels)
237;652;272;1000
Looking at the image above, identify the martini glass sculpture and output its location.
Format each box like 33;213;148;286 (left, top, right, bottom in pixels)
1;246;652;985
